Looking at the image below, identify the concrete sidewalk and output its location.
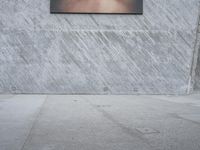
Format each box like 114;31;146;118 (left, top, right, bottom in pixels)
0;94;200;150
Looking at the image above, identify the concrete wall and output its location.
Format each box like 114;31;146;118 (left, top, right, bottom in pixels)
195;53;200;90
194;23;200;90
0;0;199;94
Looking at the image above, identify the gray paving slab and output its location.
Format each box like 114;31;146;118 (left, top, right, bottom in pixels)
0;95;46;150
146;94;200;107
19;95;200;150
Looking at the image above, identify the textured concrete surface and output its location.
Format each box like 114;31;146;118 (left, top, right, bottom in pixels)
195;47;200;90
0;0;200;94
0;95;46;150
194;21;200;90
0;94;200;150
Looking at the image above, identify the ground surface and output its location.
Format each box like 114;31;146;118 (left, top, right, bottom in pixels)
0;94;200;150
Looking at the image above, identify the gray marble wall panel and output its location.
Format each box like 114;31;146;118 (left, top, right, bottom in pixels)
0;0;199;94
194;22;200;91
195;53;200;90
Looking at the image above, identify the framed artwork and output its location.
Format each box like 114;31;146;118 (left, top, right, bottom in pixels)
50;0;143;14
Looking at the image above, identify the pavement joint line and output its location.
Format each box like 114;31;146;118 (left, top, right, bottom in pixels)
20;95;48;150
173;114;200;126
79;95;154;148
143;95;200;109
142;95;188;105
